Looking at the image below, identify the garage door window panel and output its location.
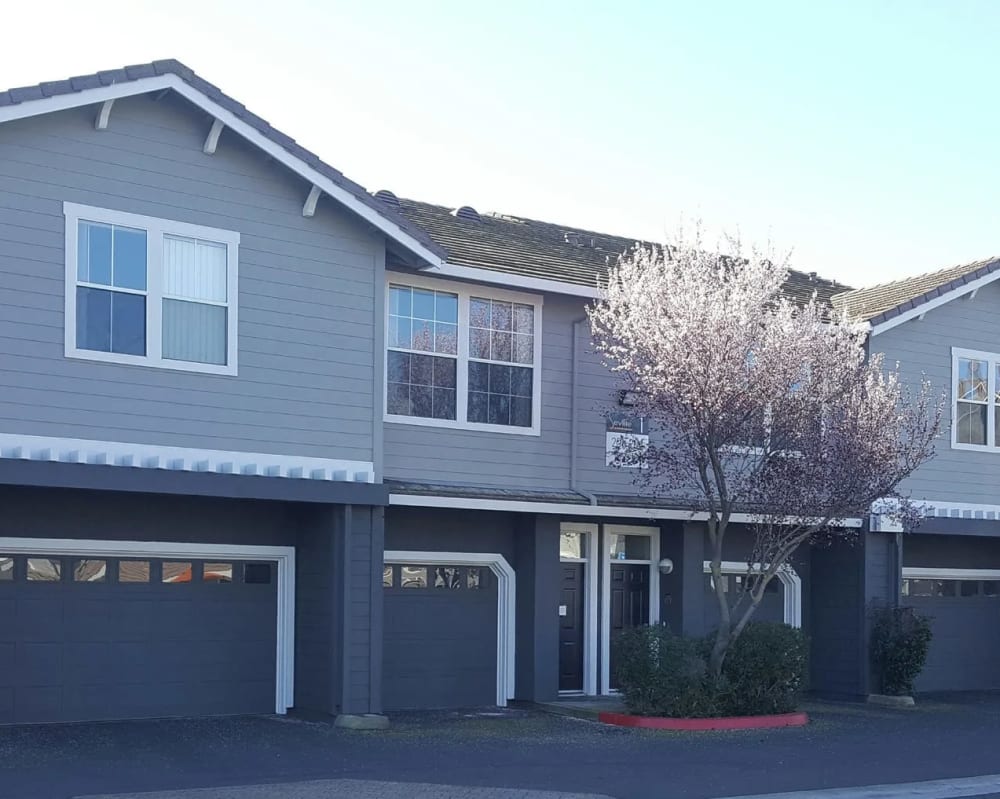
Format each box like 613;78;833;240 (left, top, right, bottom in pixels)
119;560;151;583
73;559;107;582
0;556;12;581
27;558;61;582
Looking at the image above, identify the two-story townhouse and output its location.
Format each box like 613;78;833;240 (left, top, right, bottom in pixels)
834;262;1000;695
0;60;455;724
370;198;870;709
0;59;941;726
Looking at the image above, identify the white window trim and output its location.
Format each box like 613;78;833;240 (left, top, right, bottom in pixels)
702;560;802;629
384;271;543;436
64;202;240;376
383;550;516;707
559;522;599;697
951;347;1000;452
0;537;295;714
600;524;660;695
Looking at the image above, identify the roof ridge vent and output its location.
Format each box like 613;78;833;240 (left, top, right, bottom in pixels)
565;231;596;248
373;189;400;208
452;205;481;222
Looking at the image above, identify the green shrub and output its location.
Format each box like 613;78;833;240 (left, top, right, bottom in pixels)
613;626;717;717
612;623;808;718
870;606;933;696
714;622;809;715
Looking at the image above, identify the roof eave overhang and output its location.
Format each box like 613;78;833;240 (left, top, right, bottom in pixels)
868;264;1000;336
0;73;445;268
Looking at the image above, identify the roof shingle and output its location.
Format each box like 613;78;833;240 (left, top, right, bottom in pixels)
831;257;1000;324
393;197;850;305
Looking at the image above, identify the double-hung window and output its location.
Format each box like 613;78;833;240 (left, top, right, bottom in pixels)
64;203;239;375
385;275;541;434
953;348;1000;449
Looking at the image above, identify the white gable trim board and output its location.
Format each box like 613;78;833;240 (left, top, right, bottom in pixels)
0;433;375;483
0;536;296;714
0;74;444;269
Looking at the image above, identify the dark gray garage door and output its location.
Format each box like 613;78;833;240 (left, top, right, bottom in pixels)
704;572;786;633
0;553;278;724
383;562;498;710
904;576;1000;692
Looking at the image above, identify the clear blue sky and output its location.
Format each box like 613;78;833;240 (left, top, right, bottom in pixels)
3;0;997;287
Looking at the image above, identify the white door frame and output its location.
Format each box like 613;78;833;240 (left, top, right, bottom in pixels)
703;560;802;628
383;550;516;707
0;537;296;714
559;522;599;696
601;524;660;695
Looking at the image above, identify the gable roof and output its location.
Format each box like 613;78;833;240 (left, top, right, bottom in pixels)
0;60;446;266
392;197;851;304
831;256;1000;330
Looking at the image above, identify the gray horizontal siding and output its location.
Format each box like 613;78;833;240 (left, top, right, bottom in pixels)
0;93;378;462
875;279;1000;504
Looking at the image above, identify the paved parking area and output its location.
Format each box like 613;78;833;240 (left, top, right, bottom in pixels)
1;695;999;799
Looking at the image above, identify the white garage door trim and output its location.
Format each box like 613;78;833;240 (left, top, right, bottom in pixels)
903;567;1000;580
0;537;296;714
384;550;515;707
703;560;802;628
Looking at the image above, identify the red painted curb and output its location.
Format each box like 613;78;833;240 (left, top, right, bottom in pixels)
598;711;809;731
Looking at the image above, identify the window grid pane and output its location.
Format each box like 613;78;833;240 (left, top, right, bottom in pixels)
387;285;459;421
388;284;459;356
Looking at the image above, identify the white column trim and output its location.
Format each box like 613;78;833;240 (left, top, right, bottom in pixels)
703;560;802;628
383;550;515;707
0;537;296;714
600;524;660;695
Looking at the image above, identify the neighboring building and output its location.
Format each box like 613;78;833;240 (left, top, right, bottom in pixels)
835;261;1000;693
0;60;983;726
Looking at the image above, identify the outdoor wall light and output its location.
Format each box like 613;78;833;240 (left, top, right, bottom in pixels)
619;389;639;407
658;558;674;575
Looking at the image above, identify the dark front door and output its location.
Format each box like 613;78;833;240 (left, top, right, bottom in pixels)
609;563;650;688
559;563;585;691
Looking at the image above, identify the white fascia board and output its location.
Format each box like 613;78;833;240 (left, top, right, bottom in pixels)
425;263;603;299
870;269;1000;336
388;493;863;527
0;74;444;269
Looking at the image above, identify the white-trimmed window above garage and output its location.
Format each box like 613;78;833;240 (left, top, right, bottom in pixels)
64;203;240;376
385;275;542;434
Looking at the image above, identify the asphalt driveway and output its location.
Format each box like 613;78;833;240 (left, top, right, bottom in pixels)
2;695;1000;799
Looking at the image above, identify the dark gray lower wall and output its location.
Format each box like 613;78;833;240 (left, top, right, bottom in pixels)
0;484;297;546
385;506;517;562
810;539;864;695
904;533;1000;568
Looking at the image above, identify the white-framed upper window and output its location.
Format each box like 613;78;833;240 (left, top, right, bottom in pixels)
384;273;542;435
952;347;1000;450
64;202;240;376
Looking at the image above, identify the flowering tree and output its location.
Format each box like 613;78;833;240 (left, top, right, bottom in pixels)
588;229;941;679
